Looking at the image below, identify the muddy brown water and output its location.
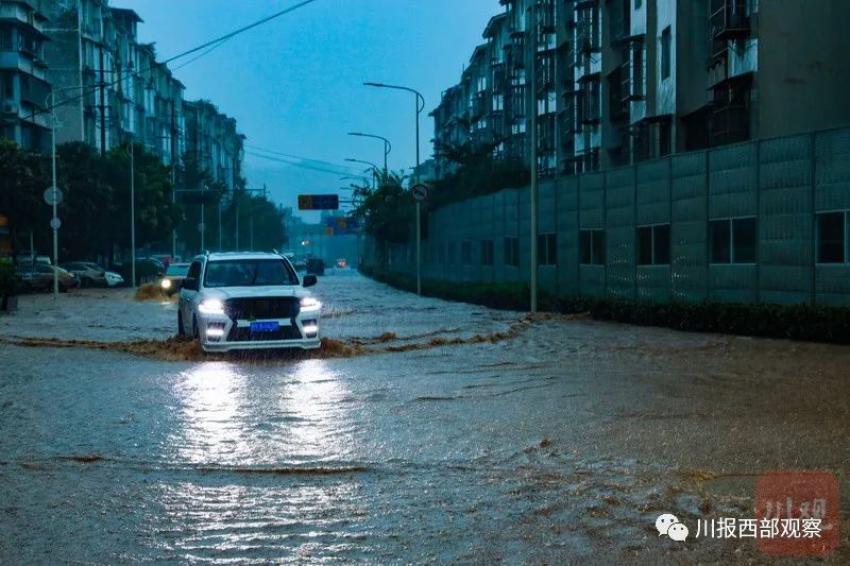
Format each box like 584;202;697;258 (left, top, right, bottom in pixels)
1;274;849;563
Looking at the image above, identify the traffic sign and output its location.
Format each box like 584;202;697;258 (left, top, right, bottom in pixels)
43;187;63;206
298;194;339;210
50;218;62;230
412;184;428;202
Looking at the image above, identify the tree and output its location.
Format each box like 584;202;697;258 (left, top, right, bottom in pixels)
0;140;50;262
352;169;415;245
430;141;530;209
103;143;181;258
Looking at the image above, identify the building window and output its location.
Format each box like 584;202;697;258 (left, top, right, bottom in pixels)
816;211;848;264
447;242;456;264
710;217;756;264
537;233;557;266
661;26;672;80
481;240;494;266
659;120;672;156
635;0;643;8
580;229;606;265
504;237;519;267
461;241;472;265
637;224;671;266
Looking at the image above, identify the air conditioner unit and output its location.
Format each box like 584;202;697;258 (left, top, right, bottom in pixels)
2;102;19;115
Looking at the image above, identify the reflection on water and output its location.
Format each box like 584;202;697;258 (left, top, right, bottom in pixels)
172;362;243;464
171;360;357;466
159;360;366;562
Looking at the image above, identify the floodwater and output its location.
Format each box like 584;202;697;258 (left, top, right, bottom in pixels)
1;272;849;563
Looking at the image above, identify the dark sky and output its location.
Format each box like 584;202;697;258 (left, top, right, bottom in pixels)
110;0;501;220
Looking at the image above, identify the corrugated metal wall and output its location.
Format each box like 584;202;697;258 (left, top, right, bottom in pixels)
362;128;850;307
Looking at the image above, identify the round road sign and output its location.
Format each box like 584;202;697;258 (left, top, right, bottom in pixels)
412;184;428;202
50;217;62;230
43;187;63;206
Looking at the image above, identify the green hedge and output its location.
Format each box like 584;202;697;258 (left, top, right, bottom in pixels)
360;266;850;344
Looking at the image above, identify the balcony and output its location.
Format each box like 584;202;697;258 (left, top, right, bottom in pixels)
709;104;749;146
537;3;556;33
710;0;750;41
471;93;488;119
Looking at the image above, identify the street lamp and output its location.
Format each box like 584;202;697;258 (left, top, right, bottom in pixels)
363;81;426;296
348;132;391;171
44;85;93;298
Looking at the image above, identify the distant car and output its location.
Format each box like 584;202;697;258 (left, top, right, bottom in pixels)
178;252;321;352
306;258;325;276
336;258;348;269
160;262;191;295
61;261;108;288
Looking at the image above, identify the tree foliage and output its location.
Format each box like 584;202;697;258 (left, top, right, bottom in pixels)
430;141;530;209
352;169;415;244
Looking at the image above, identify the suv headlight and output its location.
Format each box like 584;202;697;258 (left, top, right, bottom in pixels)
300;297;321;313
198;298;225;315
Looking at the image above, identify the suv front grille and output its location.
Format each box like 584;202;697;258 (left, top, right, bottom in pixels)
227;326;303;342
225;297;299;320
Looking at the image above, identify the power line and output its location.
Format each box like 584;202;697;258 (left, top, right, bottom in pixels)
246;144;360;173
246;151;358;177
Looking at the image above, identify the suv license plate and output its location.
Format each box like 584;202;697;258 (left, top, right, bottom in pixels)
250;321;280;333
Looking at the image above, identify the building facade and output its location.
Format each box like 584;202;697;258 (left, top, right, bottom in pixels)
0;0;244;181
432;0;850;180
184;99;244;192
0;0;51;152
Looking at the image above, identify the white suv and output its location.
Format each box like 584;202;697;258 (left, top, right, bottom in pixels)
177;252;321;352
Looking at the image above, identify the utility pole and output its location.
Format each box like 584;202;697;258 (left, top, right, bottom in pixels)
98;46;106;156
130;142;136;289
200;183;206;252
170;101;177;259
529;2;539;313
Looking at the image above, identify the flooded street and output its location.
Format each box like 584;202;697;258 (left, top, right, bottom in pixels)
1;272;849;563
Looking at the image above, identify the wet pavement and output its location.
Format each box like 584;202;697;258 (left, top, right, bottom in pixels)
1;271;849;563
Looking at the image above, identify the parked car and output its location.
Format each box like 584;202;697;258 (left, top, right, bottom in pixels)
160;262;191;295
178;252;320;353
104;271;125;287
306;258;325;276
61;261;108;288
16;264;78;292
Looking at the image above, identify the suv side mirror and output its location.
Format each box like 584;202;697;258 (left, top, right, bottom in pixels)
302;274;317;288
183;277;199;291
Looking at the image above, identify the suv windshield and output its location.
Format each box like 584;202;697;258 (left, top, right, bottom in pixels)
203;259;298;288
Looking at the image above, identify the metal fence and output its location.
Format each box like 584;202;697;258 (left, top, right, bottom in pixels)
362;127;850;306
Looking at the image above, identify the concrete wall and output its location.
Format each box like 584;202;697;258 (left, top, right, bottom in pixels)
757;0;850;139
365;127;850;307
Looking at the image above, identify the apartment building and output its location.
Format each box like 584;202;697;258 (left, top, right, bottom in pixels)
40;0;187;165
433;0;850;180
184;99;244;192
0;0;51;152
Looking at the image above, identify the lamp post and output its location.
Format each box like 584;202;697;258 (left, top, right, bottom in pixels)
130;142;136;289
48;92;59;298
348;132;391;172
363;82;426;296
45;86;89;298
